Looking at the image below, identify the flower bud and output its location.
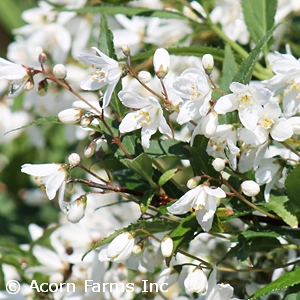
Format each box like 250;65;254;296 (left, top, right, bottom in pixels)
212;158;225;172
107;232;135;263
202;54;214;75
157;267;180;288
186;176;201;189
122;45;131;57
184;268;207;294
80;117;93;128
84;140;97;158
53;64;67;79
161;235;173;258
132;242;144;257
67;196;87;223
138;71;152;83
58;108;83;124
68;153;80;167
24;78;34;91
36;79;48;96
153;48;170;79
241;180;260;197
38;52;47;64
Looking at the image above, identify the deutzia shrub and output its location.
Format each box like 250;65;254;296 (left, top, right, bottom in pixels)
2;0;300;299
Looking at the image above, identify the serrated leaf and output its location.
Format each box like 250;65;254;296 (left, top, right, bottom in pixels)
232;23;281;84
220;44;238;92
82;219;178;260
170;214;200;255
248;267;300;300
235;234;250;261
124;153;157;188
284;283;300;300
286;165;300;207
158;168;180;187
5;117;62;135
98;14;116;58
242;0;277;45
260;195;298;228
140;189;156;213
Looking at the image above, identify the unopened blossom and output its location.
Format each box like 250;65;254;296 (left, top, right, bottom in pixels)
167;184;226;232
118;91;172;148
106;232;135;263
67;196;87;223
263;51;300;117
0;58;31;98
214;82;272;131
153;48;170;79
202;54;214;75
184;268;207;294
58;108;83;124
212;158;226;172
68;153;80;167
78;47;123;108
53;64;67;79
21;163;68;200
172;67;212;124
241;180;260;197
160;235;173;258
138;70;152;83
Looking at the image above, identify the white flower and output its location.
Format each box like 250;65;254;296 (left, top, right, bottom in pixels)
157;267;179;288
207;124;240;170
67;197;86;223
138;70;152;83
118;91;172;148
160;235;173;258
58;108;83;124
172;67;212;124
78;47;122;108
53;63;67;79
214;82;272;131
263;51;300;117
241;180;260;197
68;153;80;167
167;184;226;232
153;48;170;79
106;232;135;263
0;58;30;98
21;163;68;200
184;268;207;294
202;54;214;75
205;267;234;300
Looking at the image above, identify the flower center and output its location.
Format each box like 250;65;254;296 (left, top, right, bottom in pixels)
90;64;106;83
209;136;226;152
186;83;201;101
236;93;253;109
258;114;274;129
286;79;300;98
134;110;151;126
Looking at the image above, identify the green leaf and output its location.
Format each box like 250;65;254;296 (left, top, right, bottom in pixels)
286;165;300;207
232;23;281;84
140;189;156;213
260;195;298;228
235;234;250;261
170;214;200;255
158;168;180;187
124;153;157;188
220;44;238;92
82;219;178;260
284;283;300;300
98;14;116;58
248;267;300;300
242;0;277;45
5;117;62;135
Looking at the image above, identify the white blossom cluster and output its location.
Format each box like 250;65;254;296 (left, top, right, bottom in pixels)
1;0;300;299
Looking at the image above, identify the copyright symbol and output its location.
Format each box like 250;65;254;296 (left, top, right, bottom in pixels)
6;280;21;294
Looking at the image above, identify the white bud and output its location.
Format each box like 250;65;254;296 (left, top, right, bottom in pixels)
212;158;225;172
200;112;218;137
132;243;144;257
68;153;80;167
161;235;173;258
38;53;47;64
241;180;260;197
58;108;83;124
67;196;86;223
153;48;170;79
202;54;214;75
84;140;97;158
184;268;207;294
122;45;131;57
96;139;108;153
53;64;67;79
157;267;179;288
138;71;152;83
24;79;34;91
80;117;92;128
187;176;201;189
107;232;135;263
